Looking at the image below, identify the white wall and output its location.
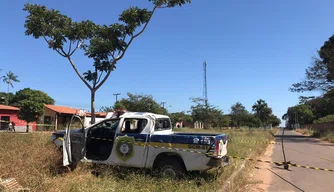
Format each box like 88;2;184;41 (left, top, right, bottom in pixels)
84;117;105;127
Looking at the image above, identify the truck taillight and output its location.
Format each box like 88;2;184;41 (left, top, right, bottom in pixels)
215;140;219;157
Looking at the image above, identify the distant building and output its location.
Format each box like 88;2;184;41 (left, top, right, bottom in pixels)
84;112;107;127
0;104;36;132
40;105;87;130
175;121;194;128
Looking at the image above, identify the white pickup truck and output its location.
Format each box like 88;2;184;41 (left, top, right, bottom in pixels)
51;111;229;178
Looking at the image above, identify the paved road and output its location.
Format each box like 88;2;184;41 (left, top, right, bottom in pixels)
265;129;334;192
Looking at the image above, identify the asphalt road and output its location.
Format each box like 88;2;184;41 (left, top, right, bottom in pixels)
266;129;334;192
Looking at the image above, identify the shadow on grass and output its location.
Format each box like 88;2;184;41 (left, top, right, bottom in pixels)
86;164;221;186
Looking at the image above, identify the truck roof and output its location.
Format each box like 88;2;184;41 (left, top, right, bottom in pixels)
120;112;170;119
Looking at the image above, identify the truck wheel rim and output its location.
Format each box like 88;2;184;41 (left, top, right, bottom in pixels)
162;166;176;178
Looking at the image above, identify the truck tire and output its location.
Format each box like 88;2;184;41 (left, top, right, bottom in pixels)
156;157;185;179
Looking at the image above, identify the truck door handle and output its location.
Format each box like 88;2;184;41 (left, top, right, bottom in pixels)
136;138;144;142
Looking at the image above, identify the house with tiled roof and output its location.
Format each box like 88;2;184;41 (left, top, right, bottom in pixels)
39;105;87;130
0;104;36;132
40;105;108;130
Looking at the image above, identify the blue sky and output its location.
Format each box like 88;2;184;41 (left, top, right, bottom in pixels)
1;0;334;125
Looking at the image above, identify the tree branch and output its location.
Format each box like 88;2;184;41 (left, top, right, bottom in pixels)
42;35;66;57
95;62;116;90
93;65;98;89
67;40;73;55
69;40;83;56
115;6;158;61
96;71;104;85
66;56;92;90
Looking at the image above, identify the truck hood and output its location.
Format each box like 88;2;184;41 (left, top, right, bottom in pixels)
52;128;82;137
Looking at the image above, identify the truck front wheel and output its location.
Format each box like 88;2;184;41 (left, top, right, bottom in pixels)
156;157;185;179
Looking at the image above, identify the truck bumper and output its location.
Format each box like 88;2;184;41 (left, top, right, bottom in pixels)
206;156;230;167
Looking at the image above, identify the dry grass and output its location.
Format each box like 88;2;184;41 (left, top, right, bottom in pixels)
0;128;276;192
296;128;334;143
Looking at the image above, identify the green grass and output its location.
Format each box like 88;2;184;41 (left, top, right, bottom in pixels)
0;128;276;192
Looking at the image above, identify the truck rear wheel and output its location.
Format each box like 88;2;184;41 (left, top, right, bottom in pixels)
156;157;185;179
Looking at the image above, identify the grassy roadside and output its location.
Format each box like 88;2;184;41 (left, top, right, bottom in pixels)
296;128;334;143
0;128;276;192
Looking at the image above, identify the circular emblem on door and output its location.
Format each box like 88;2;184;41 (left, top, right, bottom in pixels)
115;135;135;161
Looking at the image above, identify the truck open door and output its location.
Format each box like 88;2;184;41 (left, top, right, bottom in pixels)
63;115;86;168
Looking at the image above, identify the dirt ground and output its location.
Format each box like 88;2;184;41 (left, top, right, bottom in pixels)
245;144;275;192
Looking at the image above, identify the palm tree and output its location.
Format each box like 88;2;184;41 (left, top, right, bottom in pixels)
2;71;20;105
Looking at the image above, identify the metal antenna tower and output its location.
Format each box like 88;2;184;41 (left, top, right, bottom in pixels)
203;61;208;107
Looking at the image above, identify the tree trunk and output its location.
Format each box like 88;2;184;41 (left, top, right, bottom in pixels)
6;83;9;105
26;124;29;133
91;90;96;124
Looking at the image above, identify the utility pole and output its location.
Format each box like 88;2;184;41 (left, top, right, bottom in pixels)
203;61;208;107
113;93;121;103
161;102;167;109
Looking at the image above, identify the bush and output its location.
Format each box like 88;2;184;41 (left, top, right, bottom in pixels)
313;114;334;123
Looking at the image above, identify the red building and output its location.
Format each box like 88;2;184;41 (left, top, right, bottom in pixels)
0;105;36;132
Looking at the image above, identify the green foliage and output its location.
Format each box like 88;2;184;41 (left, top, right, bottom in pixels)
0;92;14;105
230;102;249;128
11;88;55;106
169;111;193;125
290;35;334;92
269;114;281;127
245;114;262;128
113;101;126;110
284;104;314;125
23;1;190;123
117;93;168;115
99;106;114;112
2;71;20;88
189;97;227;129
252;99;273;127
2;71;20;105
99;101;127;112
313;114;334;123
18;100;44;124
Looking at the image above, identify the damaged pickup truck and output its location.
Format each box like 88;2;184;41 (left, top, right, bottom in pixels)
51;111;229;178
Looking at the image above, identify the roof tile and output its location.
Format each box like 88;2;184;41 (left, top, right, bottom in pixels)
44;105;80;115
0;105;19;111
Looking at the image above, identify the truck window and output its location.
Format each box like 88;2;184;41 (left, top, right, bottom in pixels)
91;119;120;131
122;118;148;134
155;118;171;131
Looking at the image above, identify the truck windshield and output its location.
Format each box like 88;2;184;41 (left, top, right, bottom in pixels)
94;118;120;131
155;118;171;131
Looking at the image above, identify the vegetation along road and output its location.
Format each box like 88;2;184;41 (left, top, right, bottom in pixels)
252;129;334;192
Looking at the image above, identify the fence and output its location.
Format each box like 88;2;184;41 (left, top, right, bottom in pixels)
303;122;334;133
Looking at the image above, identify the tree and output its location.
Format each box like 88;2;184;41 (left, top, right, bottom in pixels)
117;93;168;115
252;99;272;129
0;92;14;105
189;97;226;129
100;101;127;112
169;111;193;127
245;114;262;128
23;0;191;124
11;88;55;106
269;114;281;127
290;35;334;93
284;104;314;126
18;100;44;132
230;102;248;128
2;71;20;105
